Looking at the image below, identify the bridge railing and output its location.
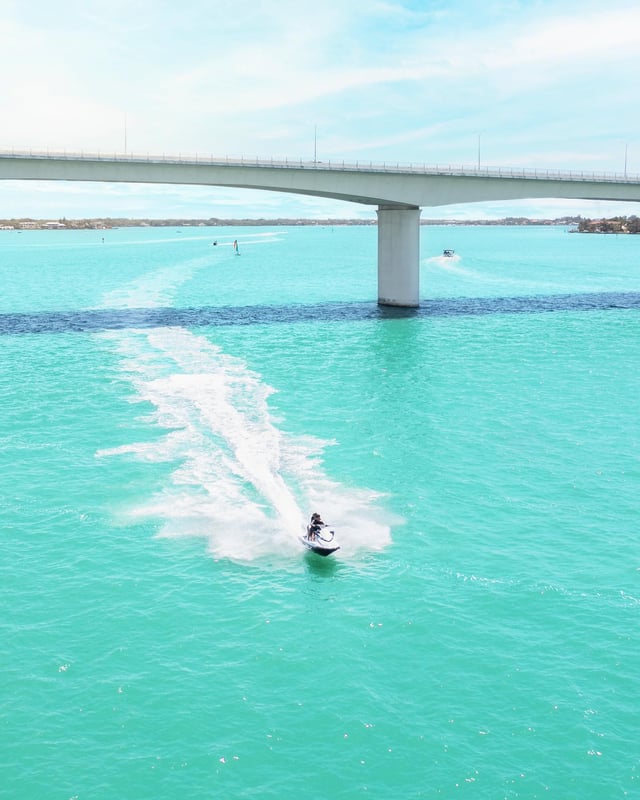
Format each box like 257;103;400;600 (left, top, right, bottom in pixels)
1;147;639;184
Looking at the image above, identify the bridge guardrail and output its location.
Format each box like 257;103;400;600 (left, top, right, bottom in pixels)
0;147;638;184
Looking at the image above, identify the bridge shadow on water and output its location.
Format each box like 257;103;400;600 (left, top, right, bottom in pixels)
1;291;639;336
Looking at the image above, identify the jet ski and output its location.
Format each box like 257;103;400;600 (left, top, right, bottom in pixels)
299;523;340;557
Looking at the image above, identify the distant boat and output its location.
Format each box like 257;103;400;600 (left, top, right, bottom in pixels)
442;249;455;257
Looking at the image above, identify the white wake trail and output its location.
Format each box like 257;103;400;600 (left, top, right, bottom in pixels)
96;259;393;563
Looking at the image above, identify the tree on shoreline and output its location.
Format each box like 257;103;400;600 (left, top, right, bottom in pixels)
577;215;640;233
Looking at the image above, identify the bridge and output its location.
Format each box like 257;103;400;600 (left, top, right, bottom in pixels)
3;148;640;307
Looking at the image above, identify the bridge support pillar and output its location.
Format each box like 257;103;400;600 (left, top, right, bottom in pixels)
377;205;421;307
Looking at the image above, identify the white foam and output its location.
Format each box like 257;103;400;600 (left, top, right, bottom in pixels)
101;259;206;309
96;257;394;564
424;253;478;277
98;326;393;563
102;230;286;248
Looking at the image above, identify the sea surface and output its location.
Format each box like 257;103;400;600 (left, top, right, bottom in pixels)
1;223;639;799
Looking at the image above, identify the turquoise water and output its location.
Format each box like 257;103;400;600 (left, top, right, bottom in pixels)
1;224;639;799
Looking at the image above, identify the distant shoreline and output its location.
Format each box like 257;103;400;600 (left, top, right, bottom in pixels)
0;215;583;231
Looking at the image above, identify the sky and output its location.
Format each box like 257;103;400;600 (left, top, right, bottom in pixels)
1;0;640;220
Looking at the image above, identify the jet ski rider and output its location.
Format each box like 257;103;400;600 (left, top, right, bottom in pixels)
308;512;324;541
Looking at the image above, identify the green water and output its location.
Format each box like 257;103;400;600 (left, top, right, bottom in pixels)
1;225;639;798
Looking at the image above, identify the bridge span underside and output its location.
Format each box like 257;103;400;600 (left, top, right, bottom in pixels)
3;153;640;306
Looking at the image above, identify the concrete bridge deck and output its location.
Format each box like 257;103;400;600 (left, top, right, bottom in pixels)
2;148;640;306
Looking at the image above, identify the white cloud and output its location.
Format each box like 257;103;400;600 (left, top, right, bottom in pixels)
1;0;640;216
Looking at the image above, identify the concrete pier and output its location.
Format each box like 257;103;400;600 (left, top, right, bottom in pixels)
377;205;421;307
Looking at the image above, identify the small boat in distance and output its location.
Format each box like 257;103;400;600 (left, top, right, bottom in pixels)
442;249;455;257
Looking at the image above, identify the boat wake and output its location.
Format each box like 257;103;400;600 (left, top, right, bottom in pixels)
424;253;474;276
95;261;393;564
